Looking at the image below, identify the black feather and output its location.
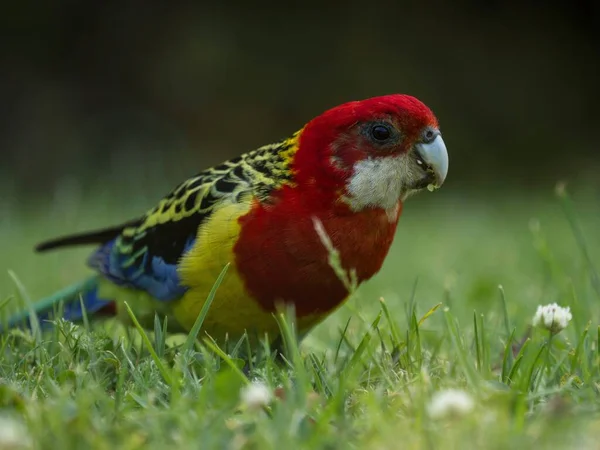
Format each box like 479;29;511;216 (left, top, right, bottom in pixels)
35;220;140;253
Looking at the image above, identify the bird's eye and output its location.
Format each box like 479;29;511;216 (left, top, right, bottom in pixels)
371;125;391;142
423;128;437;143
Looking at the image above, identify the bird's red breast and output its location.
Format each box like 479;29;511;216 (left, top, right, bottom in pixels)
234;183;403;317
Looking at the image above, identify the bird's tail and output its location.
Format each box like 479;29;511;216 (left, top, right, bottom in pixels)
5;276;116;330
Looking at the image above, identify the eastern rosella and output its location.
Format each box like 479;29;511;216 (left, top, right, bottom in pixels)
9;94;449;342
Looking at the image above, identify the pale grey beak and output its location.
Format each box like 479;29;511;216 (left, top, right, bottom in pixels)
416;135;449;187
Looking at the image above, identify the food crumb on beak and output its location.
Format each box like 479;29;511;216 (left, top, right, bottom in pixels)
427;184;436;192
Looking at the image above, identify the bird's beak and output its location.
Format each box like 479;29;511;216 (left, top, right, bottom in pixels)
415;135;449;188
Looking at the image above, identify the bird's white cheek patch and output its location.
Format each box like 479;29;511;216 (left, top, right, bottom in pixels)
346;155;412;214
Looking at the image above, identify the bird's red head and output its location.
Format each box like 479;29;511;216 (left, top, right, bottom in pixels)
292;94;449;212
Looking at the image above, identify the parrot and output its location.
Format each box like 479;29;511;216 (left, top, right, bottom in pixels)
7;94;449;344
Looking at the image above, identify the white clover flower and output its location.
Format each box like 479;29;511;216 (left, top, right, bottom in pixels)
532;303;572;334
0;415;32;449
240;381;272;411
427;389;474;419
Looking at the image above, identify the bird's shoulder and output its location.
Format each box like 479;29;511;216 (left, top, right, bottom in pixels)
121;130;300;252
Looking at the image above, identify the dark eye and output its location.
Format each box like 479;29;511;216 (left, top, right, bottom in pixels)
371;125;391;141
423;128;437;143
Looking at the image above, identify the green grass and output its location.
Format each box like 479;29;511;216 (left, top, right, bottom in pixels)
1;185;600;449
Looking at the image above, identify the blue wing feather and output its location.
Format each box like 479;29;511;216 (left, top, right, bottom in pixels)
87;237;194;301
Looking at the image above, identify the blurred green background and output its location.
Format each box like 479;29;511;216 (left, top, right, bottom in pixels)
1;1;599;202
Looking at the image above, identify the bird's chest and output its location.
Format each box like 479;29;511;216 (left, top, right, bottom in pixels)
234;198;402;316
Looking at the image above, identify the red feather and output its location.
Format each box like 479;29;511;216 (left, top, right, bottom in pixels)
234;189;402;317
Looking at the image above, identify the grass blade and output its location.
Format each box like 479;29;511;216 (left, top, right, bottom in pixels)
443;308;479;389
474;310;482;372
334;317;352;364
183;263;230;353
379;298;401;348
571;321;590;373
501;327;516;383
480;313;489;374
7;271;41;342
123;301;173;386
346;312;382;374
418;302;442;327
507;338;530;385
556;184;600;299
203;337;249;385
498;285;511;338
522;342;547;393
